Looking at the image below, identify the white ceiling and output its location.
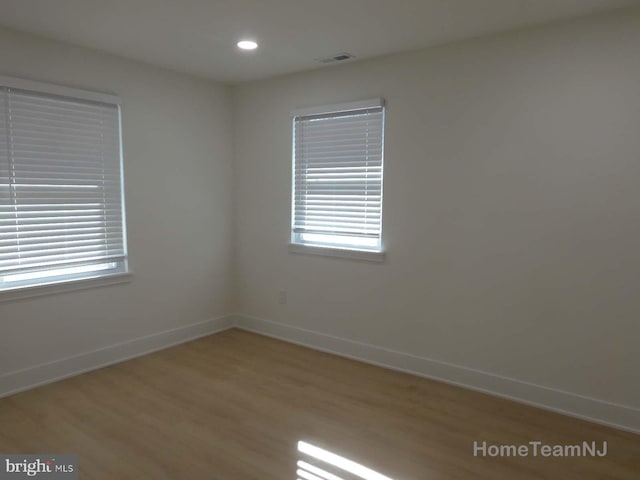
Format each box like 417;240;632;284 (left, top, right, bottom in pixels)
0;0;637;84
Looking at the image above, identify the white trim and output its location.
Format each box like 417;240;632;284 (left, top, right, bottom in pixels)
234;314;640;434
3;311;637;434
0;315;235;399
0;74;120;105
292;98;384;117
0;271;132;303
289;243;385;263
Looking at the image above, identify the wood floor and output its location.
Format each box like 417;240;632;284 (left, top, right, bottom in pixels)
0;329;638;479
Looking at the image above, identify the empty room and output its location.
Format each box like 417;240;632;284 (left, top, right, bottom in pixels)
0;1;639;478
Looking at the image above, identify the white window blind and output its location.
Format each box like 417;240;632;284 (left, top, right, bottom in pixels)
0;80;127;291
292;99;384;252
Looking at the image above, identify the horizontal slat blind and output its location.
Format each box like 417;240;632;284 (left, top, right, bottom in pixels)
0;86;125;282
293;106;384;246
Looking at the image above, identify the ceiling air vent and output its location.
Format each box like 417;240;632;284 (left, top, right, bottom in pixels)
318;53;355;64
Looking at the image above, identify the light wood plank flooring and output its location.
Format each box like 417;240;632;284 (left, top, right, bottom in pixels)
0;329;638;479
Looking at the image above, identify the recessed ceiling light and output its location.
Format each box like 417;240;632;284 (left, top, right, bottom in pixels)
237;40;258;51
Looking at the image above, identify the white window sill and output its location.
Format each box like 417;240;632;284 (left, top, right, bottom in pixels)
288;243;385;263
0;271;133;303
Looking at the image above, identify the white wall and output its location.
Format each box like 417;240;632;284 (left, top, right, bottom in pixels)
233;8;640;414
1;8;638;431
0;27;235;377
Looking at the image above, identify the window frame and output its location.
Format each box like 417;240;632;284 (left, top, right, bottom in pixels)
0;75;130;299
289;99;386;262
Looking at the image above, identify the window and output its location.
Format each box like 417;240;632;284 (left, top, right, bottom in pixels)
291;99;385;258
0;76;128;293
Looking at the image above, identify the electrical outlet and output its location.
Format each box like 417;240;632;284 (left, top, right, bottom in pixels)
278;290;287;305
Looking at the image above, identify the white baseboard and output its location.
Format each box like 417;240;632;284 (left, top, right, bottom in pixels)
2;312;638;435
0;314;235;399
233;313;640;434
